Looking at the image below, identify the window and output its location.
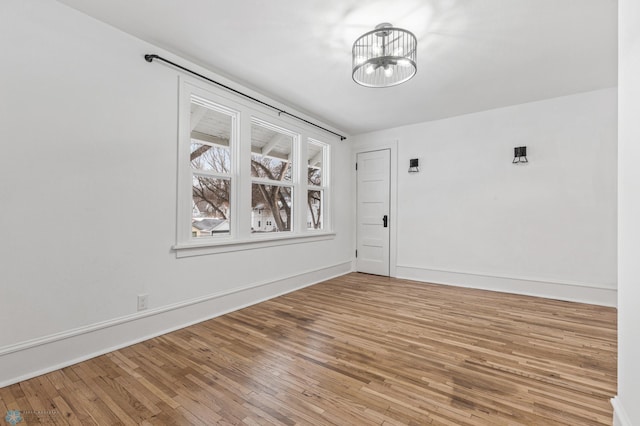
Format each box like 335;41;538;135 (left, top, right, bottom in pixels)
189;96;236;238
307;139;328;230
250;120;296;233
176;80;334;255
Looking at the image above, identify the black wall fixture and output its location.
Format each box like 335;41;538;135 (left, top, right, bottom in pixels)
409;158;420;172
513;146;528;164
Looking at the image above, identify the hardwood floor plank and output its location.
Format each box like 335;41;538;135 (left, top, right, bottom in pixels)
0;273;616;424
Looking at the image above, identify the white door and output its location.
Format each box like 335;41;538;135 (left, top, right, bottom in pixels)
356;149;390;276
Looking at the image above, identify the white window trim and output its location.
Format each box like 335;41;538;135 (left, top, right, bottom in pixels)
249;118;298;234
175;77;335;257
306;138;330;232
173;232;336;258
178;85;241;244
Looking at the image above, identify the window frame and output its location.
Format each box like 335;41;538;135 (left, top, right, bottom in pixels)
306;139;330;232
249;117;299;235
188;95;238;240
174;78;335;257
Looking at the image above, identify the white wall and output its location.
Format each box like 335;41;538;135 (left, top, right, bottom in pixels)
0;0;352;386
614;0;640;423
352;88;617;306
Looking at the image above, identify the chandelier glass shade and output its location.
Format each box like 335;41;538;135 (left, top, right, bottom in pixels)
352;23;417;88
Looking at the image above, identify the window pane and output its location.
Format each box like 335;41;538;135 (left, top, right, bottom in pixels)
308;141;324;186
307;190;323;230
190;142;230;173
191;100;231;173
251;184;292;233
251;122;293;182
192;176;230;237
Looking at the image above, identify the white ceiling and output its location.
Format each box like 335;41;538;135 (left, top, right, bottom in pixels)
56;0;617;136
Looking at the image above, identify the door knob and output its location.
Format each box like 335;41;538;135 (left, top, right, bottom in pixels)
383;215;388;227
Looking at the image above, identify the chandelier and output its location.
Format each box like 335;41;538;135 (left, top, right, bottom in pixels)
352;23;417;88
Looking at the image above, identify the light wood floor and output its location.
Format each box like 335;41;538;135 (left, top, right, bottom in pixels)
0;273;617;425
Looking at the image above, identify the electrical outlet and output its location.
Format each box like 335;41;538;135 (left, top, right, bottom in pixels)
137;294;149;311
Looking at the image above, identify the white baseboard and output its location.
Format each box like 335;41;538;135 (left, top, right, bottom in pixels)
611;396;633;426
0;261;352;388
396;265;617;307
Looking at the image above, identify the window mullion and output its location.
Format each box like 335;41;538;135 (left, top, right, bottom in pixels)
298;135;308;233
237;109;253;240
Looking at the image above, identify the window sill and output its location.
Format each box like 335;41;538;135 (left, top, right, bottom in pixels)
173;232;336;258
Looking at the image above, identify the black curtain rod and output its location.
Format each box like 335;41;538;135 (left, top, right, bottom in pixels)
144;54;347;141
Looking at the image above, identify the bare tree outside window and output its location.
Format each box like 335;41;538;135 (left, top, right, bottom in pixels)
308;189;322;229
250;122;295;233
307;140;327;230
190;100;233;237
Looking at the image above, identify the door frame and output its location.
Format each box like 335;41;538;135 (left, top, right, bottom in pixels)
352;140;398;277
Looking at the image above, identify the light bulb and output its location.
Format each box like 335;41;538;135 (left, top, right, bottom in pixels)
384;67;394;78
393;47;404;56
398;59;411;67
355;56;366;65
365;64;375;75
